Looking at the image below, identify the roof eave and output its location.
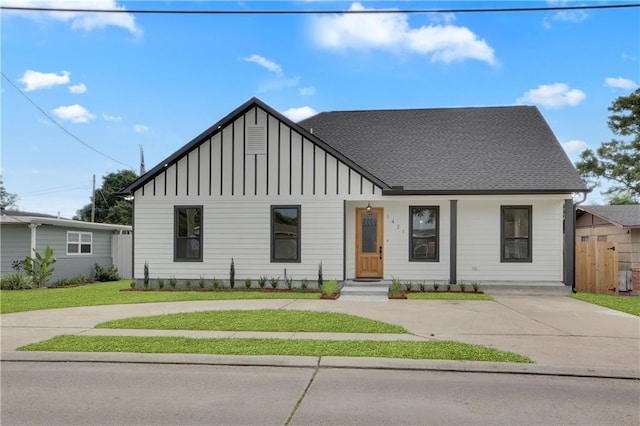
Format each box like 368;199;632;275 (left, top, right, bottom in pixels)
382;188;591;196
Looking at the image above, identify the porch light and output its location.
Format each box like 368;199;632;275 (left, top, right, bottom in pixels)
366;202;372;212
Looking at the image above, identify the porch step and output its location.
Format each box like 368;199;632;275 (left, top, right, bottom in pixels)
339;281;389;302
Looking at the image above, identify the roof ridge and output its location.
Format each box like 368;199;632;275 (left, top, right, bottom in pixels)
314;105;536;114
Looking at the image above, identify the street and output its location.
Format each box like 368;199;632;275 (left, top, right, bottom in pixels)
2;362;638;425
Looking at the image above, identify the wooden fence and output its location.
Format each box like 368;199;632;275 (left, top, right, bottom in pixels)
111;233;132;279
575;241;618;295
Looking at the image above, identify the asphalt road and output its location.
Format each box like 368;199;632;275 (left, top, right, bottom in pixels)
2;362;638;425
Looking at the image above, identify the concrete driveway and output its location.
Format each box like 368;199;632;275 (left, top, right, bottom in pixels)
1;295;638;377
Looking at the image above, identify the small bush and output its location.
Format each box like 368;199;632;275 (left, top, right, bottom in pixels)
419;281;426;292
230;258;235;289
169;276;177;289
318;261;323;289
94;263;120;282
185;280;192;290
158;278;165;290
0;273;33;290
212;278;220;290
130;281;136;289
55;274;90;287
285;276;293;290
258;276;267;289
389;277;403;297
301;278;309;291
244;278;252;289
459;282;467;292
322;280;339;296
446;282;451;292
143;262;150;289
199;276;206;289
405;281;413;292
269;276;280;289
472;282;481;292
433;281;440;292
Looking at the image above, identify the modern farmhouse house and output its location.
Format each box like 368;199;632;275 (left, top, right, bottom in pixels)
120;97;588;288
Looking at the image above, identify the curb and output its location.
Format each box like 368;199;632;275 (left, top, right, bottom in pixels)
3;351;638;380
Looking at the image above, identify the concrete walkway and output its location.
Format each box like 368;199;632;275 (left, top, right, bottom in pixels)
1;295;638;378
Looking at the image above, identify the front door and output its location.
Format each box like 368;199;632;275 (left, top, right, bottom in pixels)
356;207;384;278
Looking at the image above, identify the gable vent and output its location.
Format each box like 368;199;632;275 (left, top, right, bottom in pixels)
246;126;267;155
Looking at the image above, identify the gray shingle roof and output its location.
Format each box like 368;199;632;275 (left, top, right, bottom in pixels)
577;205;640;228
299;105;588;193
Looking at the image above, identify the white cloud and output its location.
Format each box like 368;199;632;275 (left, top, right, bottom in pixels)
68;83;87;94
312;2;495;65
3;0;141;35
517;83;586;108
283;106;318;122
243;54;283;76
605;77;638;90
52;104;96;123
134;124;149;133
18;69;70;92
299;86;317;96
562;140;588;154
102;113;122;122
543;1;588;28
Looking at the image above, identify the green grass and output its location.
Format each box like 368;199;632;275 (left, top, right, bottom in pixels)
0;281;320;314
97;310;409;333
571;293;640;316
18;335;532;363
407;292;493;301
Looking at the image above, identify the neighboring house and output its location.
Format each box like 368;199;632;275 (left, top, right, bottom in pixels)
120;97;588;287
0;208;132;282
576;205;640;291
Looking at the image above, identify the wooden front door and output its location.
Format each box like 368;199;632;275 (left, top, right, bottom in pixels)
356;207;384;278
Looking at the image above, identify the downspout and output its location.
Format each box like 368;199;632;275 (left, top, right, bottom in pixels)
28;223;39;255
568;192;588;293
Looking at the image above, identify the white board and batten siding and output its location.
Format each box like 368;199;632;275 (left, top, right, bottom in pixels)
133;106;381;280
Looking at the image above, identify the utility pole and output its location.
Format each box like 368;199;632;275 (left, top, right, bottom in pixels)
140;145;146;175
91;174;96;222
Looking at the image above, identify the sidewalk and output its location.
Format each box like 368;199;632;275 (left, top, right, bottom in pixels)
1;296;639;378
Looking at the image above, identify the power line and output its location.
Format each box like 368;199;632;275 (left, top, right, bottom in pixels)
1;3;639;15
1;72;135;171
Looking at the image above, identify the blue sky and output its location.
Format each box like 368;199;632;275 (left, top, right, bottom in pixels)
1;1;638;218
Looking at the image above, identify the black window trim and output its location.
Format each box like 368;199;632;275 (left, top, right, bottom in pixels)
409;205;440;262
271;205;301;263
500;205;532;263
174;205;203;262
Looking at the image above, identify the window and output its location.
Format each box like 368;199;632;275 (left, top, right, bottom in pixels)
501;206;532;262
409;206;439;261
271;205;300;262
174;206;202;262
67;231;92;255
580;236;589;242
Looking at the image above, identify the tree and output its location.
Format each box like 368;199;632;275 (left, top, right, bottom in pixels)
576;88;640;204
75;170;138;225
0;175;19;209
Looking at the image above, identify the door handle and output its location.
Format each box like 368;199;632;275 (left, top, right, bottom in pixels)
379;246;383;260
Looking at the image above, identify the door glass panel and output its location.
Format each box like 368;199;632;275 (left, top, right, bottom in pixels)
361;213;377;253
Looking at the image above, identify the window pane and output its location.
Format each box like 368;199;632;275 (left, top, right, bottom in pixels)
80;244;91;254
503;208;529;238
175;207;202;261
274;208;298;235
68;233;80;243
361;213;377;253
68;243;79;253
504;239;529;260
410;207;438;261
412;238;437;260
274;239;298;260
176;238;200;259
80;233;92;243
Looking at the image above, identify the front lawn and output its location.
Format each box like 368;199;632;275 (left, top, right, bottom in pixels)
571;293;640;316
0;281;320;314
19;335;533;363
407;292;492;301
96;310;409;333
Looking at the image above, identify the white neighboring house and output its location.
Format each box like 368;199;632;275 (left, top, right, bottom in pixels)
120;97;588;288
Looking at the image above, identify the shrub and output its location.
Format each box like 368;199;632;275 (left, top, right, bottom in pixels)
285;276;293;290
212;278;220;290
130;281;136;289
185;280;192;290
318;261;323;289
269;276;280;289
419;281;426;292
169;276;177;289
389;277;403;297
433;281;440;292
199;276;206;289
405;281;413;292
21;245;56;288
472;281;481;292
258;276;267;289
55;274;90;287
143;262;150;289
229;258;235;289
244;278;252;289
94;263;120;282
158;278;165;290
0;273;33;290
301;278;309;291
446;282;452;292
459;281;467;292
322;279;339;296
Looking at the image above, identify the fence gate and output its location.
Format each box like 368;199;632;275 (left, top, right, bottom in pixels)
111;233;133;279
575;241;618;295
